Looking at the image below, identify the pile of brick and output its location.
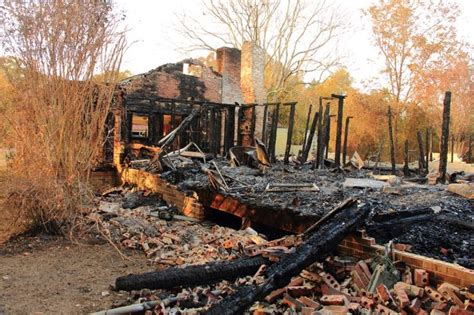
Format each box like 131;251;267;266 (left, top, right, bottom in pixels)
249;256;474;315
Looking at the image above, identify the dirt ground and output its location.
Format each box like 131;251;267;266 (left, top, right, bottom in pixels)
0;235;151;314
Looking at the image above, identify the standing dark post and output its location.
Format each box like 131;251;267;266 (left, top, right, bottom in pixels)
342;116;353;165
224;106;235;153
325;114;335;160
425;128;430;170
316;98;324;168
301;104;312;155
451;135;455;163
301;112;319;163
261;104;268;143
331;94;346;167
430;132;434;162
284;103;297;164
387;105;396;174
438;91;451;183
416;131;426;175
317;104;331;169
268;103;280;162
403;140;410;176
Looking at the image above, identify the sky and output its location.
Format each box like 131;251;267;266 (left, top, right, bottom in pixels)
115;0;474;89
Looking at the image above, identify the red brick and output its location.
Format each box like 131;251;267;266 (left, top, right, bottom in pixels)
318;305;348;315
264;277;303;302
298;296;320;309
360;296;375;309
431;310;446;315
394;281;425;297
395;287;410;308
286;286;313;298
282;294;304;311
415;269;430;286
301;307;316;315
376;284;393;302
320;295;348;306
425;286;449;303
448;306;474;315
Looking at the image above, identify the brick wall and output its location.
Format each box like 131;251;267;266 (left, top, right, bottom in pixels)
120;61;222;103
338;230;474;288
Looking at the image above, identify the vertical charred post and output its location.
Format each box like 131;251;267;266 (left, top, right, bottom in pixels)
388;105;396;175
417;131;426;175
438;91;451;183
342;116;353;166
331;94;346;167
403;139;410;176
284;103;296;165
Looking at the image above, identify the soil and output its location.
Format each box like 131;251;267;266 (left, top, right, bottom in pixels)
0;234;151;314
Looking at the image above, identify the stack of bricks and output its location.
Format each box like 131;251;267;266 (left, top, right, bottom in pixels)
337;230;474;288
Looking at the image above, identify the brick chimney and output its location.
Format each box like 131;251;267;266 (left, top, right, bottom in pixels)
216;47;242;104
240;41;267;144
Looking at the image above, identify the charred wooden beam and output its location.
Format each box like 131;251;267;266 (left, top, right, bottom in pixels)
403;139;410;177
224;106;236;153
425;128;430;170
342;116;353;165
325;114;335;160
331;94;346;167
468;135;473;164
301;111;319;164
206;201;369;315
284;103;296;165
268;103;280;162
439;91;451;183
115;255;268;291
315;100;324;168
301;104;313;159
387;106;396;175
417;131;426;175
316;104;331;169
262;104;269;144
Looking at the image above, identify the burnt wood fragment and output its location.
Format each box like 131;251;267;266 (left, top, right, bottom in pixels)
115;255;269;291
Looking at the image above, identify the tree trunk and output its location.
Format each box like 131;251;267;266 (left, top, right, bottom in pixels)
438;91;451;183
388;106;396;175
206;201;370;315
115;255;268;291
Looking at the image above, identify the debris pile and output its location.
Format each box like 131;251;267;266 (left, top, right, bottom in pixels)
88;188;294;266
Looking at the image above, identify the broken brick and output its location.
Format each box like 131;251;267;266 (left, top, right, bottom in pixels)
395;287;410;308
395;281;425;297
376;284;393;302
414;269;429;287
320;295;348;306
448;306;474;315
298;296;320;309
282;294;304;311
287;286;314;298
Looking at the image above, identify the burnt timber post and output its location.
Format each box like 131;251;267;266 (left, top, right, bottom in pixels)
316;98;324;168
331;94;346;167
342;116;353;165
425;128;430;170
403;139;410;176
301;111;319;164
388;105;396;175
317;104;331;169
224;106;235;153
284;103;297;165
268;103;280;162
430;132;434;162
416;131;426;175
438;91;451;183
301;104;313;158
326;114;335;160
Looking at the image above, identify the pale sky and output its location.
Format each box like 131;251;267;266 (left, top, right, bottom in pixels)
115;0;474;89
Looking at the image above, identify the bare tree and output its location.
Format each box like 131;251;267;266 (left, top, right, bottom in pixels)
176;0;347;100
0;0;126;232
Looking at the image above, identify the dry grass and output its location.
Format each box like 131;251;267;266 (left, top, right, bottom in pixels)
0;1;126;234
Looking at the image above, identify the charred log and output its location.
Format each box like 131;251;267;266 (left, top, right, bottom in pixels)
205;200;369;315
115;255;268;291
